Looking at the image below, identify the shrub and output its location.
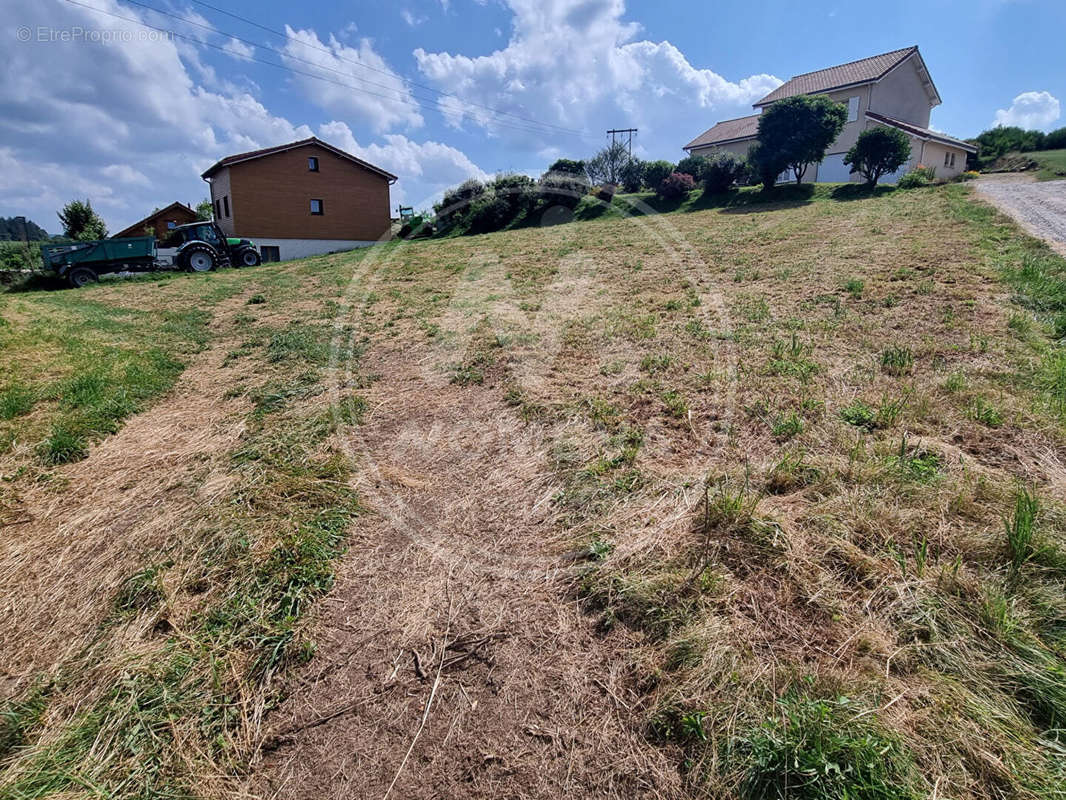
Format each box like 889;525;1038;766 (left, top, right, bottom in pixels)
676;155;709;182
643;160;676;191
491;173;536;217
748;142;787;190
619;159;646;193
897;165;936;189
595;184;616;202
435;178;487;226
956;170;980;182
538;159;589;209
702;151;746;193
844;127;912;186
658;172;696;200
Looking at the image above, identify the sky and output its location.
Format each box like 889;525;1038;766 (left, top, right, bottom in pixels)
1;0;1064;235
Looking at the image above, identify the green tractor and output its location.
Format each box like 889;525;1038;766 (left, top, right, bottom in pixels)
160;221;261;272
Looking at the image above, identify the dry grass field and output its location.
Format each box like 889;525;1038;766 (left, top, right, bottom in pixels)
1;183;1065;799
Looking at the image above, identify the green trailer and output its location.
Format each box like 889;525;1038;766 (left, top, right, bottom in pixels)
40;236;156;287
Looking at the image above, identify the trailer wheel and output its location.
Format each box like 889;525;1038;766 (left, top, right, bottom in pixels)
237;248;261;267
67;267;97;288
182;246;216;273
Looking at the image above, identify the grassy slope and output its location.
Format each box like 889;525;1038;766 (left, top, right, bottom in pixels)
1031;149;1066;181
1;184;1065;797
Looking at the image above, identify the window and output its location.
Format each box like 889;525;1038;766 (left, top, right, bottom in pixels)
944;151;951;167
167;221;176;229
310;198;324;215
223;195;229;217
308;156;319;172
214;199;220;219
847;95;860;123
950;152;956;168
260;245;280;263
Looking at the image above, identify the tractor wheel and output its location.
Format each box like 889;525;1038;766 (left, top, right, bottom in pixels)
237;248;261;267
182;246;216;273
67;267;97;288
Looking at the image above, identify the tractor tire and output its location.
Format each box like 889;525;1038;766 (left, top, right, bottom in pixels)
236;248;261;267
182;245;217;273
67;267;97;288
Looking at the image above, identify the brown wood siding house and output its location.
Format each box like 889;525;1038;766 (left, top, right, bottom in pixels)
200;137;396;261
112;201;198;239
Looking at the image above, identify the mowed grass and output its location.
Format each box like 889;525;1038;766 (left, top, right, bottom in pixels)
2;183;1066;797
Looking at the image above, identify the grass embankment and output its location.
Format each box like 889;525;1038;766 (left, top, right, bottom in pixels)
985;149;1066;181
1;182;1065;797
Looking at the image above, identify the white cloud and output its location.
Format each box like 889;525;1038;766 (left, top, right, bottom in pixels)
222;37;255;61
100;164;151;187
318;121;490;208
281;27;423;133
412;0;780;158
401;9;427;27
993;91;1061;130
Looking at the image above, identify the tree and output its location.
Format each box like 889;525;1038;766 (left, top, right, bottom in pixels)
643;160;675;191
747;142;787;190
756;95;848;184
0;216;49;241
586;142;631;186
619;159;645;193
1046;127;1066;150
844;127;912;186
57;199;107;241
195;199;213;221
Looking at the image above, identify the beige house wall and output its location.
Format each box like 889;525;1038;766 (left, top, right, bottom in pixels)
688;139;755;160
914;140;968;179
870;55;934;128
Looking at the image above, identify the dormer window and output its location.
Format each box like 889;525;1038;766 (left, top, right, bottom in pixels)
308;156;319;172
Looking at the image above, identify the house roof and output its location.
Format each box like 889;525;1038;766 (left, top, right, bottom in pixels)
865;111;978;153
200;136;398;181
111;201;197;239
754;47;939;107
683;114;760;150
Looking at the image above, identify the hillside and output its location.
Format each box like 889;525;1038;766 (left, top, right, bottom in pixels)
1;184;1065;798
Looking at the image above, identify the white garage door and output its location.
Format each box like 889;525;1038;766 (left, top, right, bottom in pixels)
817;153;852;183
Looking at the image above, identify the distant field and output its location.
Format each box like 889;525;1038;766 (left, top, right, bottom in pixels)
1;183;1065;798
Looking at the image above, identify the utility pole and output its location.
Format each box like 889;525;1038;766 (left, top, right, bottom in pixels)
606;128;638;157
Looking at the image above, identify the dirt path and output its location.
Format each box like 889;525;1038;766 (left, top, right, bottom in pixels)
975;174;1066;256
248;344;681;799
0;294;253;693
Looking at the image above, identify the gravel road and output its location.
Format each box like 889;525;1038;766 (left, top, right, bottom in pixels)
976;176;1066;255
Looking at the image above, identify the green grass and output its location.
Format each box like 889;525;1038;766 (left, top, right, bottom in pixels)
1030;149;1066;181
731;692;920;800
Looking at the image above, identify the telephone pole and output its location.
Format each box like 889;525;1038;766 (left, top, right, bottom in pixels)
607;128;637;157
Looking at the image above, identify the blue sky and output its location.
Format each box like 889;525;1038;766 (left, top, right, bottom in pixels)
1;0;1063;234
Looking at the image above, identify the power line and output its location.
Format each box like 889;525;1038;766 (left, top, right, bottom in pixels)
122;0;585;138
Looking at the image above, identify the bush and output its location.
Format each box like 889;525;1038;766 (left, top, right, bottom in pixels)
898;165;936;189
619;159;646;193
658;172;696;200
435;178;487;226
844;127;912;186
491;173;536;217
643;160;676;191
538;159;589;209
676;155;709;183
955;170;980;182
595;184;617;202
748;142;787;190
702;151;746;193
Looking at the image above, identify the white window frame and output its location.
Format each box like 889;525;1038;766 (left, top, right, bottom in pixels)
847;96;860;123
